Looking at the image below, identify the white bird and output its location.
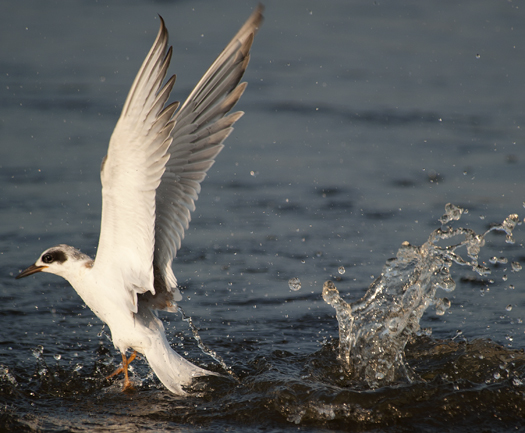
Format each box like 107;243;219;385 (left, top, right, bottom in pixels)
16;6;263;395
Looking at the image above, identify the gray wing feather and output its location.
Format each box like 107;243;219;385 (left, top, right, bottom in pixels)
146;6;263;310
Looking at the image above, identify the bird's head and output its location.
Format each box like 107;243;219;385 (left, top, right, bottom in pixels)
16;244;93;280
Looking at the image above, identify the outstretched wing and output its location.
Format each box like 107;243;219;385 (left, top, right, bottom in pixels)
94;7;263;315
151;6;264;309
94;17;177;314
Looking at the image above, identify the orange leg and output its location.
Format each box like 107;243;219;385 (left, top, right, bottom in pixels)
106;351;137;391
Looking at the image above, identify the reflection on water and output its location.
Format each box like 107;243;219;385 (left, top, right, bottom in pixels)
323;204;521;388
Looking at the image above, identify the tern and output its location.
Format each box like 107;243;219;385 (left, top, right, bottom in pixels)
15;6;263;394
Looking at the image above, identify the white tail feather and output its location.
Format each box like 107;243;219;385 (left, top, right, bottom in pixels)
143;331;215;394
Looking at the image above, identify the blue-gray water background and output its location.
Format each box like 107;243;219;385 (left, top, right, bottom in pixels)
1;1;525;431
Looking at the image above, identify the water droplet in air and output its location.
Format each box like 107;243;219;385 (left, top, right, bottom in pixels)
32;345;44;359
511;262;522;272
489;256;508;265
435;297;451;316
436;275;456;292
439;203;464;225
53;354;61;361
338;266;345;275
288;277;301;291
506;304;513;312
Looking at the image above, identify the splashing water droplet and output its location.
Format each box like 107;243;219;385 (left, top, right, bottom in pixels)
338;266;345;275
489;256;508;265
435;297;451;316
506;304;513;312
32;345;44;359
0;366;17;385
511;262;522;272
439;203;465;225
178;306;239;382
502;214;520;243
288;277;302;291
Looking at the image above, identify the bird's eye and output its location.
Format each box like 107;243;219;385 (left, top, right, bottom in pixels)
42;253;54;264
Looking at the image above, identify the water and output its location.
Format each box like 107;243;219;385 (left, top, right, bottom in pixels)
2;1;525;431
323;206;521;389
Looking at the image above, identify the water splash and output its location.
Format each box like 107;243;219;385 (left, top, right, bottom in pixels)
439;202;466;225
177;306;239;382
32;345;44;360
1;365;17;386
323;204;521;388
288;277;302;291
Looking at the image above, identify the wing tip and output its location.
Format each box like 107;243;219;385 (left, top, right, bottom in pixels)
254;3;265;29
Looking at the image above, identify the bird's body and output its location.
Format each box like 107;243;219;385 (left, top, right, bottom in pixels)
16;6;263;394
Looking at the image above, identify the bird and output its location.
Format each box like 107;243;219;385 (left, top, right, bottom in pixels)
15;5;263;395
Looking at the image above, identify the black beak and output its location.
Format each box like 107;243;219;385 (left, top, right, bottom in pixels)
15;264;48;279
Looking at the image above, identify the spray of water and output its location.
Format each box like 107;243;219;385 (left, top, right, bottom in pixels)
177;305;240;382
323;204;521;388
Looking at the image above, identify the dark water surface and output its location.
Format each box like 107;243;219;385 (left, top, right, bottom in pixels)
1;1;525;431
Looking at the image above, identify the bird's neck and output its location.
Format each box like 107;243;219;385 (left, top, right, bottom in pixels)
61;258;94;289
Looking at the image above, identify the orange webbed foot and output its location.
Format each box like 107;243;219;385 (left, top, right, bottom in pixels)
106;351;138;392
